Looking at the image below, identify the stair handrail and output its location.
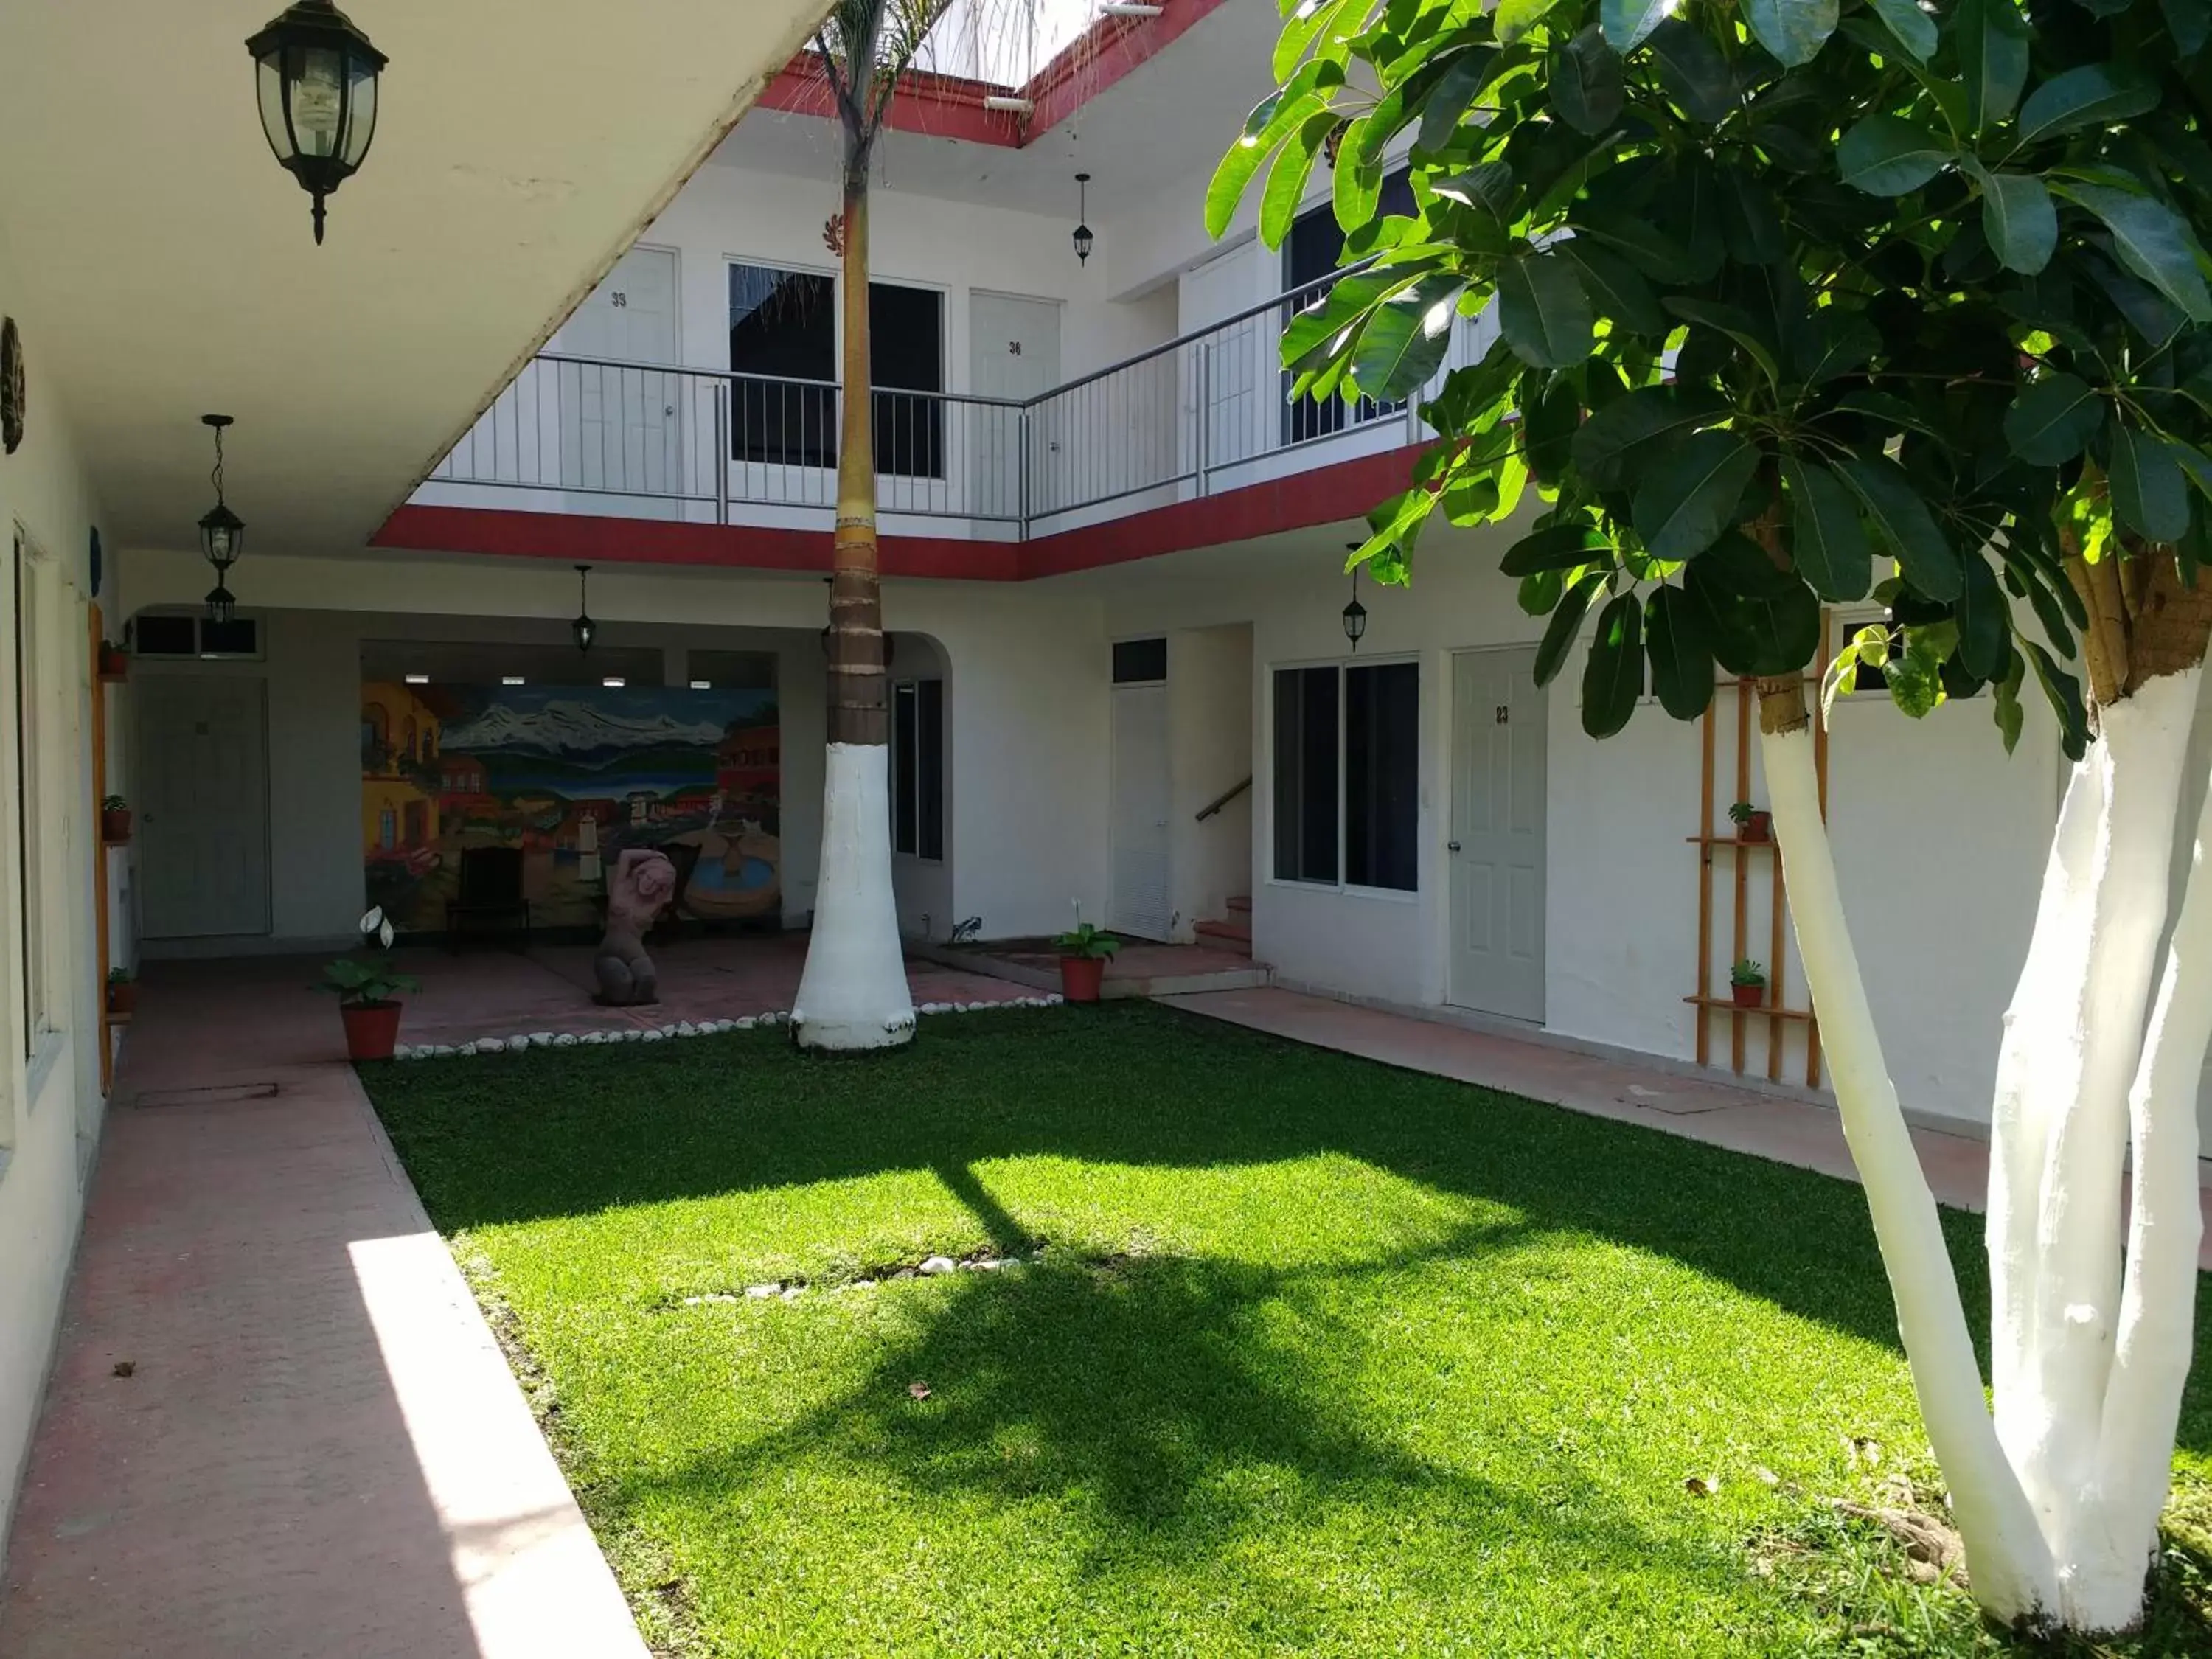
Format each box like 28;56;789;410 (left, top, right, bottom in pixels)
1195;775;1252;822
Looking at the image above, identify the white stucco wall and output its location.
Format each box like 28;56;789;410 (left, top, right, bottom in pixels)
0;246;111;1548
1169;623;1253;938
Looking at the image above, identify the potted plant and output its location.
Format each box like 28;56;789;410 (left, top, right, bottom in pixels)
100;794;131;843
319;907;420;1062
98;639;128;679
1050;912;1121;1004
105;967;135;1016
1730;959;1767;1009
1728;800;1773;843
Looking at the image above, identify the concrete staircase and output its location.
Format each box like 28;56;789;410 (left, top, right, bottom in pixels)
1194;895;1251;956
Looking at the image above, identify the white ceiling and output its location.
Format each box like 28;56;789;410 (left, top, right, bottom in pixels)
0;0;830;557
709;0;1280;223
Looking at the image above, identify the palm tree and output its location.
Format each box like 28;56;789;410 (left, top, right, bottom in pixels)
790;0;950;1051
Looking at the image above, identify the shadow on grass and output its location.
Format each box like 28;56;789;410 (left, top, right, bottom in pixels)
365;1001;2212;1462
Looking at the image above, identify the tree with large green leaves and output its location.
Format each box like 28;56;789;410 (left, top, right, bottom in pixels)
1214;0;2212;1633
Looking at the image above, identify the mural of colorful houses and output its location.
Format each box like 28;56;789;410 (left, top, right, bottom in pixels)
360;681;782;933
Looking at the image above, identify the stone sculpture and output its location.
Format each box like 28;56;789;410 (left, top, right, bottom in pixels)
595;848;677;1006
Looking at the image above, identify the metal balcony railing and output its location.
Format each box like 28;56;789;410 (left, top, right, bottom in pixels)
425;267;1498;536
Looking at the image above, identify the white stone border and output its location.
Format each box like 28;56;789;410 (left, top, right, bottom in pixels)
391;996;1065;1061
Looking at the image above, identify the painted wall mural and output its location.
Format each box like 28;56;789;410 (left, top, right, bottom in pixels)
360;681;780;934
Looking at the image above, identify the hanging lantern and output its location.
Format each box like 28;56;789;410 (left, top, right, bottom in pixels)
198;415;244;622
1343;558;1367;650
1072;173;1094;266
572;564;597;653
246;0;389;246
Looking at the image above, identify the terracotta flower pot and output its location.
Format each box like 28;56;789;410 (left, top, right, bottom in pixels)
100;807;131;844
1731;982;1766;1009
106;982;136;1016
341;1000;405;1062
1737;810;1772;843
1059;954;1107;1004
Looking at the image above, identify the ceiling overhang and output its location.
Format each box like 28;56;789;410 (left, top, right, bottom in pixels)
0;0;830;557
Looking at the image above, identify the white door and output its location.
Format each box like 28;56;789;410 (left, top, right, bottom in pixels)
967;291;1060;518
1110;681;1172;941
560;246;683;501
1180;241;1266;477
1449;647;1545;1020
138;678;271;939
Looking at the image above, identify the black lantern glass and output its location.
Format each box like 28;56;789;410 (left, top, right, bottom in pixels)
198;415;244;621
572;565;597;653
1343;560;1367;649
246;0;388;245
1072;173;1093;265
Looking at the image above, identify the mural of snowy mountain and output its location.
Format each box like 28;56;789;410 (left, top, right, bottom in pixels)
442;689;729;757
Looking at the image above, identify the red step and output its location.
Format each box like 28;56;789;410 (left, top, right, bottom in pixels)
1194;915;1251;955
1226;895;1251;914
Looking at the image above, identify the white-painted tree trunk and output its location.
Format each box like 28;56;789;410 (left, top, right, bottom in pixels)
793;742;917;1051
1760;720;2059;1620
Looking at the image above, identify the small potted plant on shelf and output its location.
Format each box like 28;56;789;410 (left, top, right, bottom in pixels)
98;639;128;679
105;967;135;1016
319;907;420;1062
100;794;131;843
1051;905;1121;1004
1728;800;1773;843
1730;959;1768;1009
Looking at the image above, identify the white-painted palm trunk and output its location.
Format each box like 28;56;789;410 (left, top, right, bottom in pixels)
1761;665;2212;1634
793;742;917;1051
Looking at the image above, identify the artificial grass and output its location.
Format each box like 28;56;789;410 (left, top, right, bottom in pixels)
363;1001;2212;1658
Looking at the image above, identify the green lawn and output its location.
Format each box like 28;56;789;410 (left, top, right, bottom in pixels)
364;1001;2212;1657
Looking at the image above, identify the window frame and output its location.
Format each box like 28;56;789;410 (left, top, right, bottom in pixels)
891;675;945;863
9;531;65;1068
1267;652;1422;900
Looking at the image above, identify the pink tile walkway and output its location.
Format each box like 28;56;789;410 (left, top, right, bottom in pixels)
1162;987;2212;1270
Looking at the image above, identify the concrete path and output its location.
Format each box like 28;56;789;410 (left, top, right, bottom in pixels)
1162;986;2212;1269
0;958;651;1658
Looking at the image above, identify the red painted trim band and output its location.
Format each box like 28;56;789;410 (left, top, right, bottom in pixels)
373;444;1420;582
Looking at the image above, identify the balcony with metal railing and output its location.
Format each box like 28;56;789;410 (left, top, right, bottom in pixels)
414;268;1500;544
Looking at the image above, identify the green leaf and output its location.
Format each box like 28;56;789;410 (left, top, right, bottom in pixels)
1663;297;1781;388
2024;639;2089;761
1558;241;1668;335
1956;0;2031;133
1333;122;1382;232
1274;0;1358;80
1600;0;1672;51
2055;184;2212;323
1206;78;1332;238
1744;0;1839;67
2017;64;2160;144
1416;44;1498;153
1535;574;1604;686
1260;110;1340;248
2163;0;2212;55
1582;594;1645;738
1495;0;1564;44
1645;586;1716;719
1571;386;1731;489
1648;20;1736;125
1838;115;1953;195
2002;372;2104;464
2171;439;2212;504
1632;432;1763;562
1790;309;1879;386
1992;646;2025;752
1502;521;1611;575
1498;252;1595;368
1781;454;1871;601
1979;171;2057;274
1834;456;1964;599
1686;546;1824;675
1351;274;1465;400
2110;425;2193;542
1430;161;1517;217
1551;27;1625;135
1867;0;1937;59
1955;552;2006;681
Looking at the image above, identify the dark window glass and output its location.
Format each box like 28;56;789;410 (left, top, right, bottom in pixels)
870;282;944;481
135;613;197;656
199;616;260;657
1273;666;1339;883
730;263;837;468
1113;638;1168;684
1345;661;1419;891
918;678;945;861
892;682;919;857
1282;167;1418;444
